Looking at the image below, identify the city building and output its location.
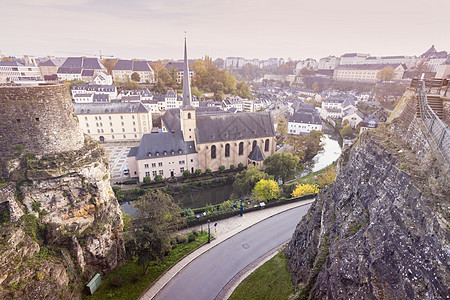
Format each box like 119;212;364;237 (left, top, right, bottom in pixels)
295;58;318;72
223;96;244;111
340;53;370;65
74;102;152;142
225;57;246;68
333;64;405;83
93;72;113;85
112;60;155;83
420;45;449;73
128;39;276;182
38;59;61;77
360;114;381;133
57;57;106;82
0;61;43;83
71;84;117;100
318;56;341;71
288;111;322;134
436;57;450;79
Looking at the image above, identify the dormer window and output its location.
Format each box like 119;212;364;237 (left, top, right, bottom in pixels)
148;152;152;157
163;151;167;155
156;152;159;156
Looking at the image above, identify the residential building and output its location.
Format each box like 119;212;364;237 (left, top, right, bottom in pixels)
333;64;405;83
295;58;318;72
117;89;153;101
318;56;340;70
71;84;117;100
112;60;155;83
74;102;152;142
288;111;322;134
342;107;364;128
420;45;449;73
223;96;244;111
164;61;194;83
93;71;113;85
127;131;198;181
57;57;106;82
225;57;246;68
0;61;42;83
38;59;61;77
320;94;357;119
360;114;381;133
128;39;276;182
0;73;8;84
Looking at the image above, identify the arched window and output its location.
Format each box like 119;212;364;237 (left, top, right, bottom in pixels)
252;140;257;150
239;142;244;155
225;143;230;157
211;145;216;159
188;112;191;119
265;139;269;152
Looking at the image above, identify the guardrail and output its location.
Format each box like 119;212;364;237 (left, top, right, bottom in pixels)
417;78;450;168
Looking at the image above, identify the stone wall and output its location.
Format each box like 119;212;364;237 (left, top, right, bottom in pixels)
0;84;84;159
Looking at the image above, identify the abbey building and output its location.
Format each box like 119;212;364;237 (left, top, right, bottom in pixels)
127;39;276;182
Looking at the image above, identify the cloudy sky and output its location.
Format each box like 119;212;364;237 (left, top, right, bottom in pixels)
2;0;449;61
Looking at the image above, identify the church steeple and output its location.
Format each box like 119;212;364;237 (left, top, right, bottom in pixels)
180;36;196;142
182;37;194;109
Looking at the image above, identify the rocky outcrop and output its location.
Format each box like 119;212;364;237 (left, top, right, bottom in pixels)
285;92;449;299
0;85;125;299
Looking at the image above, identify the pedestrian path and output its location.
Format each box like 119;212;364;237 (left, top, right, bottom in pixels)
139;198;315;300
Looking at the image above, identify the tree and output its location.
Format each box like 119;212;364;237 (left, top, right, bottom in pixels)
276;116;288;136
377;66;394;81
233;165;272;197
101;59;117;75
253;179;279;202
143;176;151;184
183;170;191;178
125;190;184;274
1;57;11;62
153;79;167;94
194;169;202;176
340;124;353;138
236;81;252;99
286;130;324;163
131;72;141;82
291;184;318;197
218;165;225;172
154;174;163;182
263;152;299;184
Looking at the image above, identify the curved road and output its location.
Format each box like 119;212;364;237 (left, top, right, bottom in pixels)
154;204;311;300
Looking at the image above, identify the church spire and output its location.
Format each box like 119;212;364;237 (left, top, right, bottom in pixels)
182;36;193;109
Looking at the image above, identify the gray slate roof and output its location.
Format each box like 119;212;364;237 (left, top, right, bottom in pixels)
248;145;265;161
113;60;152;72
164;61;192;71
130;132;196;160
289;111;322;125
74;102;149;114
195;112;275;144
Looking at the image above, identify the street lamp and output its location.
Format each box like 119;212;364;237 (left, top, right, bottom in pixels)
240;199;243;217
207;220;211;243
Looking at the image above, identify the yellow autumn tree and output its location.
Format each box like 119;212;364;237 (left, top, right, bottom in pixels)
316;166;336;188
291;184;318;197
253;179;280;202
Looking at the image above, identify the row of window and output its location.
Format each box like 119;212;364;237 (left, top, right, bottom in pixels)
86;115;135;121
211;139;270;159
85;131;138;139
145;170;164;177
144;160;186;169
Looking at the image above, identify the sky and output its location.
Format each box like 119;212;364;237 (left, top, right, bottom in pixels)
1;0;449;61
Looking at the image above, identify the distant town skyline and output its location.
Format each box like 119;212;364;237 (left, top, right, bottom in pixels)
2;0;449;61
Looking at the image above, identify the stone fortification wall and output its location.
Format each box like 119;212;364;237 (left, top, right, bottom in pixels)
0;84;84;158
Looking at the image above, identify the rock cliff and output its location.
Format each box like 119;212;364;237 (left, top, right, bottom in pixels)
0;85;125;299
285;90;449;299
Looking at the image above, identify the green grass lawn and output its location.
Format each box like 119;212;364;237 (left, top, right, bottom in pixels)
286;161;337;186
229;251;294;300
85;231;209;300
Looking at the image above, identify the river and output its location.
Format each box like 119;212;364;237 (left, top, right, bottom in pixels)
121;124;341;215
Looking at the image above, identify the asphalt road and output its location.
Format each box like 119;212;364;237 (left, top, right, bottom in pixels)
154;204;311;300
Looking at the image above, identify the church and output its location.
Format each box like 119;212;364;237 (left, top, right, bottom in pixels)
127;39;276;182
